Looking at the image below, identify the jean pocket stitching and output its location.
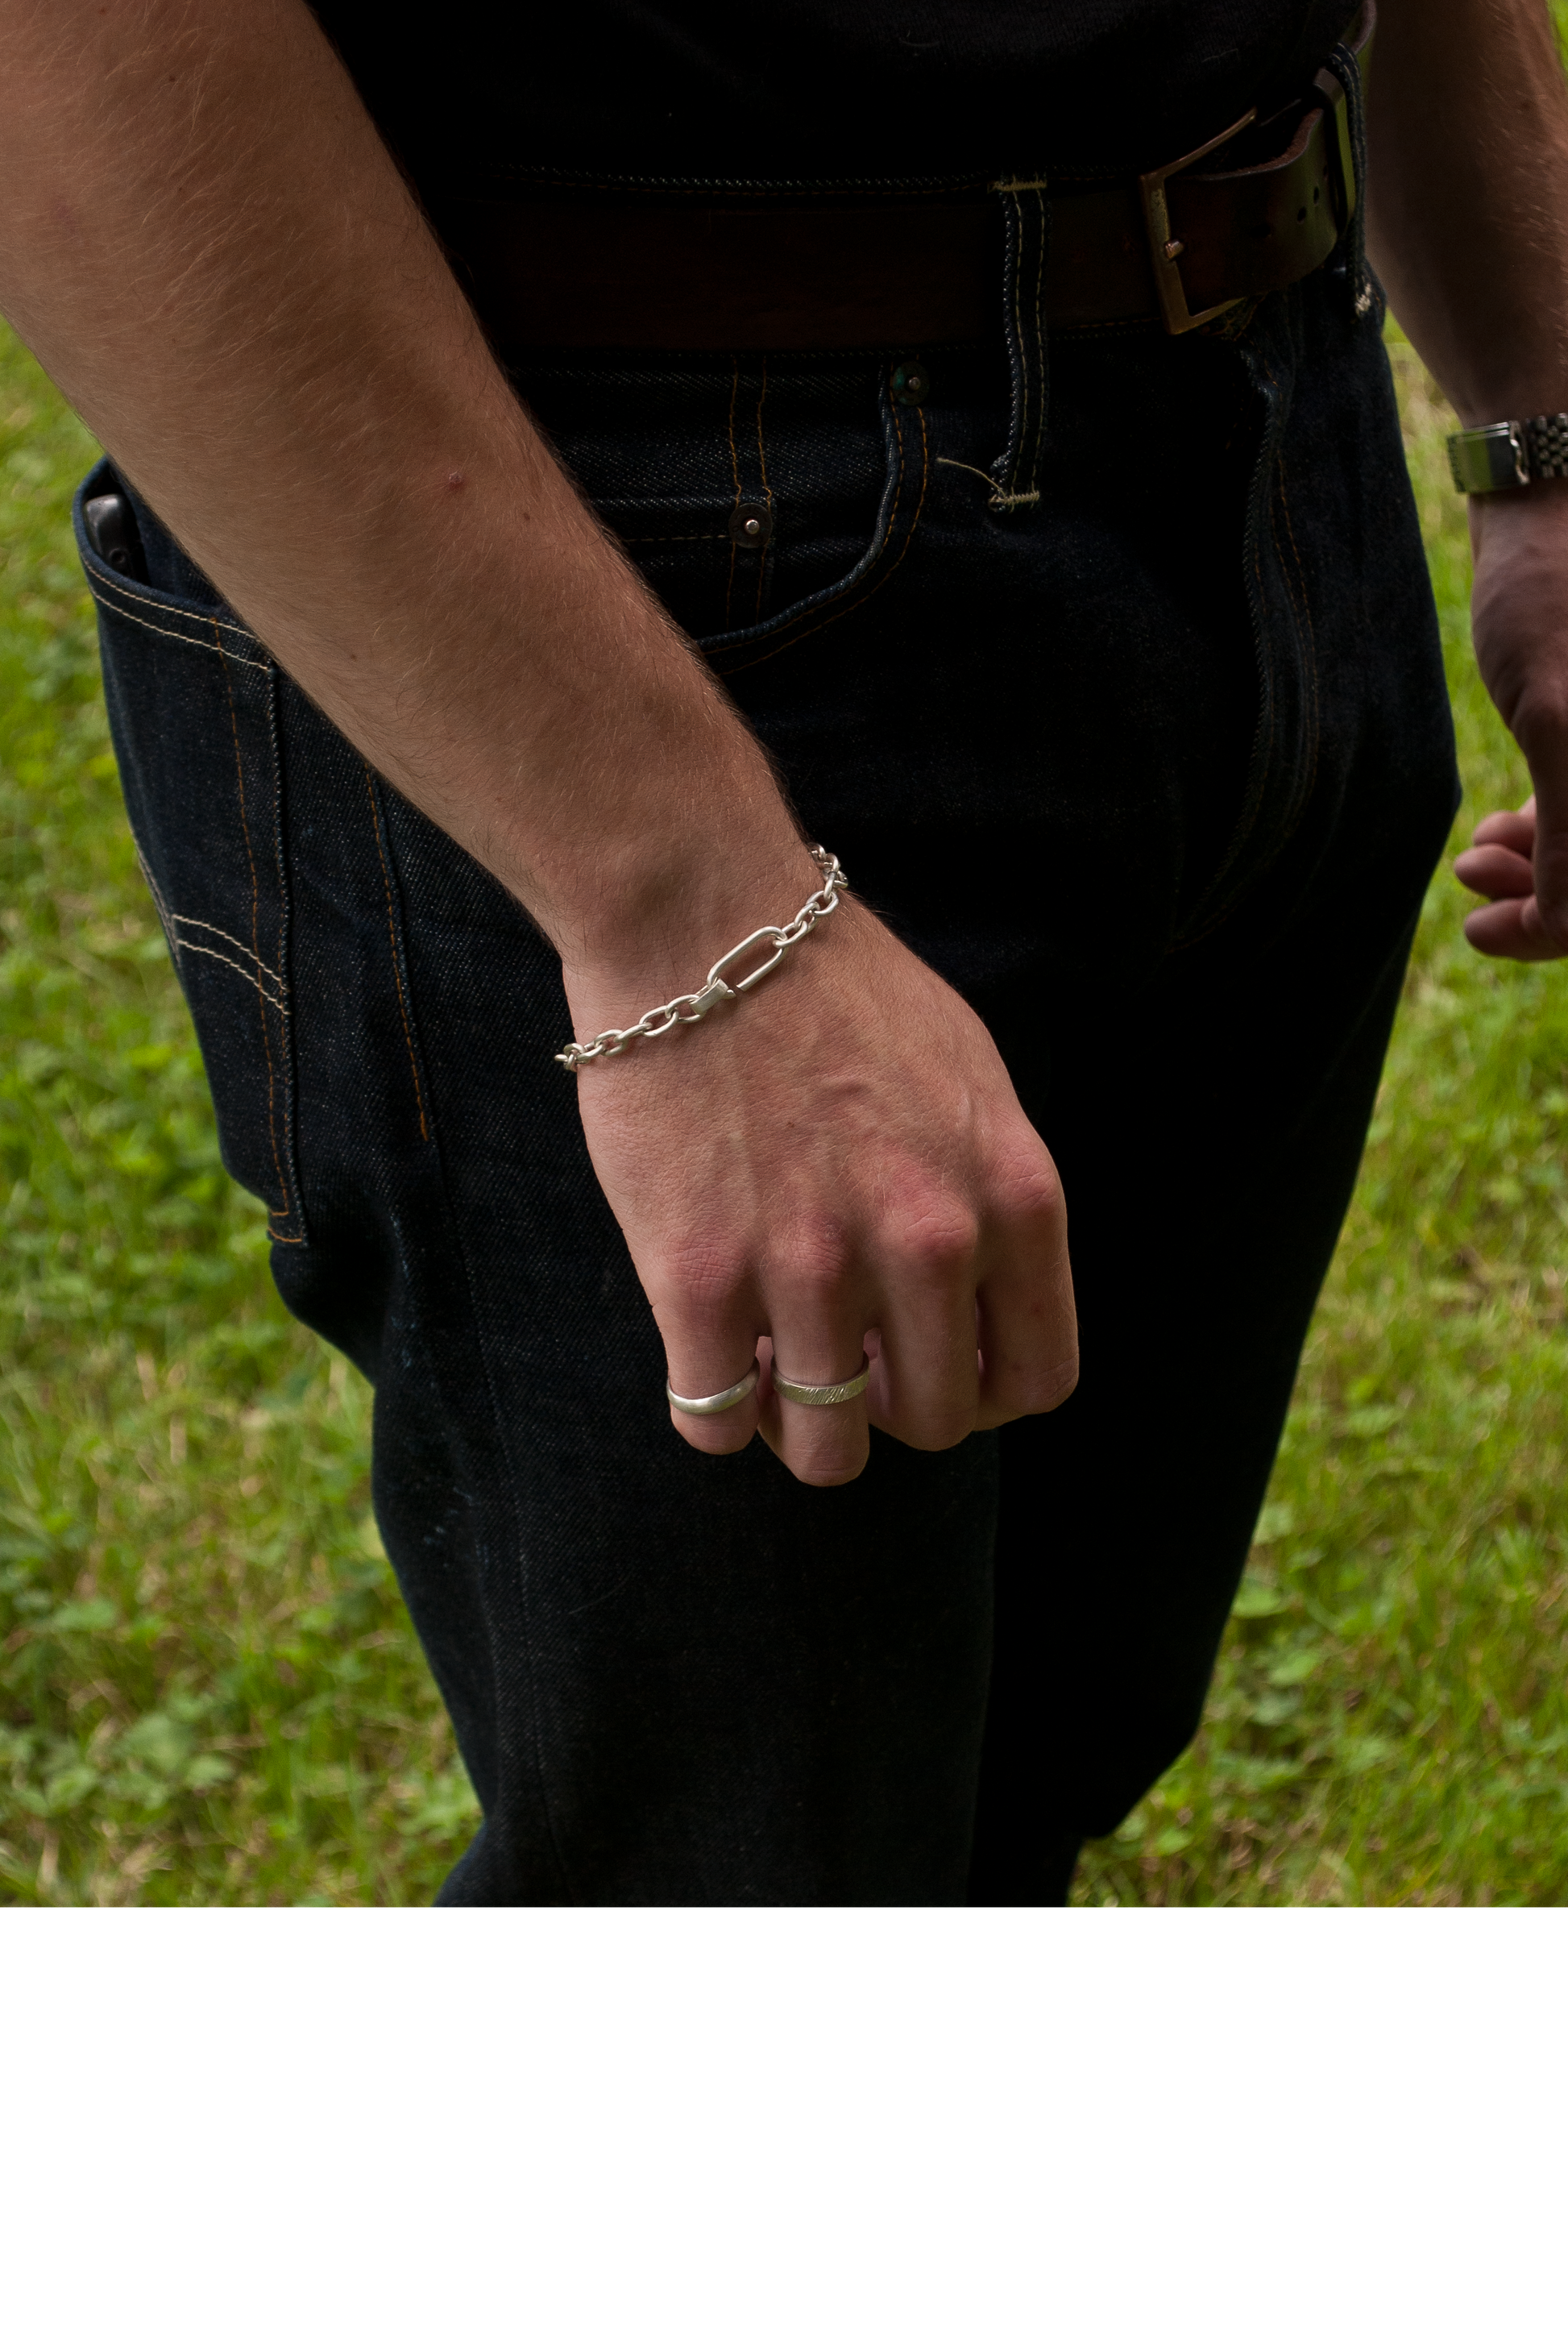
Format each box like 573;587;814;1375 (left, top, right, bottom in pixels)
707;395;929;677
166;924;289;1013
86;567;268;665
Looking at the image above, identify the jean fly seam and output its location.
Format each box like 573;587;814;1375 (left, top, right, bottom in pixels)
1273;459;1321;833
1256;366;1312;840
1172;344;1306;951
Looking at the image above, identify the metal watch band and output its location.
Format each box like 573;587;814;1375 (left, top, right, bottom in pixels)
1447;413;1568;494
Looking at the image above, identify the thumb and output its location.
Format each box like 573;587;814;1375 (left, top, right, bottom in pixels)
1514;707;1568;952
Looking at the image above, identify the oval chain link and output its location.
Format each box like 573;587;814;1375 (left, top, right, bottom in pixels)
555;846;847;1070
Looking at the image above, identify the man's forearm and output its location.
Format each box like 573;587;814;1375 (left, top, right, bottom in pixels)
0;0;803;991
1367;0;1568;419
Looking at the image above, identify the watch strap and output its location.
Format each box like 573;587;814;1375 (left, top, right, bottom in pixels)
1448;413;1568;493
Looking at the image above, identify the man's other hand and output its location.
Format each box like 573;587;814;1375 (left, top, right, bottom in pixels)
1456;488;1568;959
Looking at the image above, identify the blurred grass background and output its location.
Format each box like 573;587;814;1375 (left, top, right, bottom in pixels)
2;307;1566;1904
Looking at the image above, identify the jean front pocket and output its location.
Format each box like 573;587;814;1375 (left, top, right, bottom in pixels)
511;353;931;678
75;460;306;1248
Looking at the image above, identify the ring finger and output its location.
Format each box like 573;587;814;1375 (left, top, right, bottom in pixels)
757;1323;873;1487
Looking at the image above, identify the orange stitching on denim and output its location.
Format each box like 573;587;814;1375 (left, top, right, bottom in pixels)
715;399;929;675
754;359;772;501
724;357;743;629
754;359;772;624
364;764;429;1143
213;620;293;1228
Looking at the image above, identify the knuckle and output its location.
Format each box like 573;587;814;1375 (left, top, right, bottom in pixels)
649;1237;750;1324
1509;680;1568;750
885;1198;978;1282
992;1154;1065;1232
767;1222;855;1308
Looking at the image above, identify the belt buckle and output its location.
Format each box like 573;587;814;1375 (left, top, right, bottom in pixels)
1138;106;1258;334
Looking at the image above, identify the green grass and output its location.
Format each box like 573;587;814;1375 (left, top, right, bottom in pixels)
2;313;1566;1905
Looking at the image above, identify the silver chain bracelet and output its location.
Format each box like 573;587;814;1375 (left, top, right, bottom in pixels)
554;845;848;1071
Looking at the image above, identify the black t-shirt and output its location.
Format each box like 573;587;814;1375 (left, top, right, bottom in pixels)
312;2;1355;189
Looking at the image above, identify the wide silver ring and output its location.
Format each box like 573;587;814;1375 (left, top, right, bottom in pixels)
666;1361;760;1418
772;1354;873;1408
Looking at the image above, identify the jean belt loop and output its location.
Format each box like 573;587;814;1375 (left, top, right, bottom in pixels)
1323;39;1374;318
988;176;1051;511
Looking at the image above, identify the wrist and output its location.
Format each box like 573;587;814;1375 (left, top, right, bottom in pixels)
557;845;857;1070
554;823;835;1023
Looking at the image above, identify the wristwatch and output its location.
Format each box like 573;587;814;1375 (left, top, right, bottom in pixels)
1447;413;1568;493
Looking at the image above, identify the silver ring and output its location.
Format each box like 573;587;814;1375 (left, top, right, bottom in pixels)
772;1354;872;1407
666;1361;760;1417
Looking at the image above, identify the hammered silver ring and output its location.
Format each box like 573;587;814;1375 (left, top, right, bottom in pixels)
771;1355;873;1408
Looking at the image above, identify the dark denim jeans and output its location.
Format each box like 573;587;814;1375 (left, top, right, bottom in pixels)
77;257;1458;1905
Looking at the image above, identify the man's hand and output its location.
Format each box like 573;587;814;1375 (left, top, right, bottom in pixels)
0;0;1079;1488
1453;489;1568;958
1367;0;1568;963
569;890;1076;1486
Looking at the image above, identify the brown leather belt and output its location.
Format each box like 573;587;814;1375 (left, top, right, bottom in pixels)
435;8;1370;353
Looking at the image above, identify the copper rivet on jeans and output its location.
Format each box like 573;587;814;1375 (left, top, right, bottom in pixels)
729;501;773;546
891;361;928;405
